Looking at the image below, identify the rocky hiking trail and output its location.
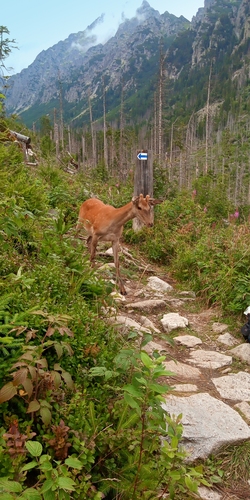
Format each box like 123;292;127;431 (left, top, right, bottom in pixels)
98;245;250;500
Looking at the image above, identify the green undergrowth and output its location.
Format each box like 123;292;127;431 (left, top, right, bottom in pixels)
0;129;219;499
1;117;250;498
124;190;250;315
202;441;250;494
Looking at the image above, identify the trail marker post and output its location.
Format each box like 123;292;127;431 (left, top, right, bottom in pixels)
133;149;153;231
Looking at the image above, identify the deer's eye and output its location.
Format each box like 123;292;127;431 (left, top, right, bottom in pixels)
137;206;142;210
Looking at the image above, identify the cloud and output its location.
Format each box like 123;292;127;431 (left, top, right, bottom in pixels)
70;11;128;54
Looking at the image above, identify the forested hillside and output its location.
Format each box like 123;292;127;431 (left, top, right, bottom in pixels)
4;0;250;207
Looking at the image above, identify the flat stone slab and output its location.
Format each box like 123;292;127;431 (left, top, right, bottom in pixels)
172;384;198;393
163;360;201;380
212;372;250;401
139;315;160;333
164;298;186;308
217;332;239;347
234;401;250;422
188;350;232;369
143;341;167;356
198;486;222;500
162;393;250;461
125;299;166;312
212;322;228;334
174;334;202;348
230;343;250;364
110;315;150;334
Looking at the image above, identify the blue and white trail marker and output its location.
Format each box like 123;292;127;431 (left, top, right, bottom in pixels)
137;152;148;160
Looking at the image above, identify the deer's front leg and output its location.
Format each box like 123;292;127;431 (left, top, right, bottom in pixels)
112;240;126;295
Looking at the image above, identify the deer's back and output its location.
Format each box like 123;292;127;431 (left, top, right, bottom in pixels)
78;198;117;231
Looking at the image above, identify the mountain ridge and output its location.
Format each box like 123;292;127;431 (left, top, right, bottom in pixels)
4;0;250;133
4;1;190;125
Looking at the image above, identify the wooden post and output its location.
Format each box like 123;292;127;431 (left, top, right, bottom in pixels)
133;149;153;231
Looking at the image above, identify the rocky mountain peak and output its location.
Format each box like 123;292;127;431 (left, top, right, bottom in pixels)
5;1;188;123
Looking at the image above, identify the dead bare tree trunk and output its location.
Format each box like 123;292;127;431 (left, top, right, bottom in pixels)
110;128;115;177
169;123;173;182
185;113;195;188
103;77;108;169
89;95;96;166
158;44;165;163
169;118;178;182
247;159;250;204
154;93;157;158
81;135;85;170
68;126;71;154
205;63;212;174
54;108;59;160
120;75;124;179
179;151;183;189
58;70;64;151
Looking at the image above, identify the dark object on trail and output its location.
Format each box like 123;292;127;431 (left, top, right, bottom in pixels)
9;130;38;165
241;307;250;343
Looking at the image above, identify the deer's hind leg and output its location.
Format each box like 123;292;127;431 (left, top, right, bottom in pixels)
88;234;99;267
87;235;92;253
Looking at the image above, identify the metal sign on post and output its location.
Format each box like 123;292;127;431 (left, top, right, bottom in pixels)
137;151;148;161
133;149;153;231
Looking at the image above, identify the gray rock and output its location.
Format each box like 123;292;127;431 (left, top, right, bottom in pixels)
172;384;198;393
109;315;150;334
139;315;160;333
125;299;166;312
234;401;250;422
164;298;186;308
163;360;201;380
198;486;222;500
212;322;228;334
212;372;250;401
162;393;250;461
217;332;239;346
105;247;114;256
110;291;126;302
143;341;167;356
147;276;173;292
188;350;232;369
230;343;250;364
161;313;189;332
174;334;202;347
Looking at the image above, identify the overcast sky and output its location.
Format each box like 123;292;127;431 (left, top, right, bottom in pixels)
3;0;203;75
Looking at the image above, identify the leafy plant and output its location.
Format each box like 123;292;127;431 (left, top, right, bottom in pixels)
0;311;74;426
84;349;209;499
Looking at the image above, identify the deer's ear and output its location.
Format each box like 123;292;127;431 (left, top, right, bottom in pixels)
132;195;139;204
149;198;164;206
132;194;144;205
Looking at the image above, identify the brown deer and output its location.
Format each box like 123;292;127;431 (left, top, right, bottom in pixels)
77;194;162;294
